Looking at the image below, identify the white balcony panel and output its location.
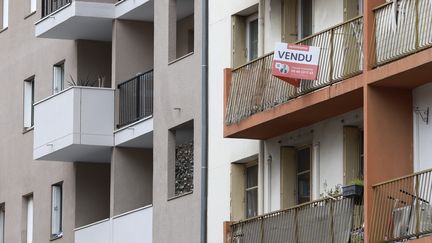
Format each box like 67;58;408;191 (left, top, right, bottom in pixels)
75;219;110;243
114;117;153;148
34;87;114;162
35;1;115;41
74;206;152;243
112;206;153;243
115;0;154;21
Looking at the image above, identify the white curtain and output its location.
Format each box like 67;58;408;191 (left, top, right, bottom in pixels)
2;0;8;28
51;186;62;235
27;197;33;243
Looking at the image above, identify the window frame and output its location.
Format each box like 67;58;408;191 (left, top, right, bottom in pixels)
245;13;259;62
245;162;258;219
50;183;63;240
53;62;65;94
23;194;34;243
0;203;5;243
296;145;312;204
23;77;35;130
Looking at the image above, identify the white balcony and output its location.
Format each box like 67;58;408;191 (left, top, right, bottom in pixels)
75;206;153;243
33;87;114;162
35;1;115;41
114;117;153;148
35;0;154;41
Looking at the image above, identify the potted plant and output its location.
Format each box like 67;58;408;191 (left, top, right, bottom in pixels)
342;178;364;198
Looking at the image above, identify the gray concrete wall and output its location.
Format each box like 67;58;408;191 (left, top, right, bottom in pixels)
111;147;153;216
0;2;78;243
153;0;203;242
75;163;110;228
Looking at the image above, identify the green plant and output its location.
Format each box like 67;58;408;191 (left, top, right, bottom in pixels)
67;74;106;87
348;178;364;186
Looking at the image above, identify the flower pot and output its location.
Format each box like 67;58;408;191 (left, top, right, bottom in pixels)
342;185;363;198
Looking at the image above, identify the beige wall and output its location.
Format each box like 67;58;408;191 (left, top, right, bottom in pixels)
112;20;154;86
176;15;194;58
153;0;203;241
111;148;153;216
0;1;78;243
75;163;111;228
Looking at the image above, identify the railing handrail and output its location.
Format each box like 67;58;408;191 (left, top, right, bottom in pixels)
372;167;432;188
231;15;364;72
118;69;154;88
231;195;344;226
372;1;393;12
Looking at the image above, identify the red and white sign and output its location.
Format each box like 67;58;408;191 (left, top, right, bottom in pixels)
272;43;321;87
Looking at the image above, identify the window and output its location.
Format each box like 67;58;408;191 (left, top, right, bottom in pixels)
344;0;363;20
280;146;311;208
298;0;312;39
1;0;9;29
245;164;258;218
0;203;4;243
51;183;63;239
230;157;259;221
246;14;258;61
168;120;194;198
23;195;33;243
231;5;259;67
297;147;311;204
169;0;195;61
53;62;64;94
23;77;35;129
30;0;36;13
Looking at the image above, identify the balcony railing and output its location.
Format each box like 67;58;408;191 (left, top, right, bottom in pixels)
42;0;71;18
225;17;364;125
118;70;154;128
370;169;432;243
229;196;364;243
372;0;432;67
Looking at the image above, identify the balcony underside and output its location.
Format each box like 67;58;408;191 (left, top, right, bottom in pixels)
114;117;153;148
35;1;114;41
368;47;432;89
224;75;364;140
35;0;154;41
36;144;112;163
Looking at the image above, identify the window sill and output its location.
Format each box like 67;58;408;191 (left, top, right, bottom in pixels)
168;52;194;65
0;27;8;34
25;11;37;20
167;191;193;201
50;232;63;241
23;126;34;134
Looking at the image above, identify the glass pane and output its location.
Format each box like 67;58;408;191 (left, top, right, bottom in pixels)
298;172;310;204
0;206;4;243
249;19;259;60
246;189;258;218
297;147;310;173
301;0;312;38
246;165;258;188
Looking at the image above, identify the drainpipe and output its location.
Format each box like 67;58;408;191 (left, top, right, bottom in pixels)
258;0;266;215
258;0;265;55
200;0;208;242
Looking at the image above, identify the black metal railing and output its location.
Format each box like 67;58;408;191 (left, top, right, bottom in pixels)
118;70;154;128
42;0;71;18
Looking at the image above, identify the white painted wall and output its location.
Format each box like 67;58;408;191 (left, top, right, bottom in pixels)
264;109;363;211
413;83;432;172
208;0;348;242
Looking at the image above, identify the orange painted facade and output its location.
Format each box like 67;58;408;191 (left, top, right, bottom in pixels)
222;0;432;242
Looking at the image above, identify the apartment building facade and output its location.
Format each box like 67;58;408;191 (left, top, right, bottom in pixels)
0;0;205;243
216;0;432;243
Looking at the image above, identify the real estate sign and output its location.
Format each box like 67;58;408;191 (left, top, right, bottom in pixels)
272;43;321;87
